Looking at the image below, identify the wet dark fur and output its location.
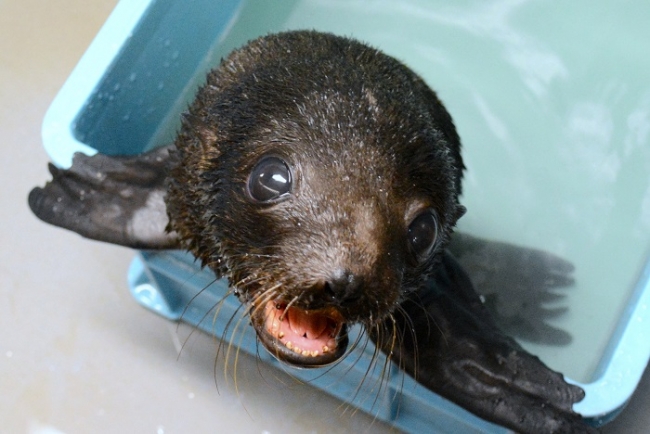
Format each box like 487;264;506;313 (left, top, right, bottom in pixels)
163;32;593;432
167;31;464;327
29;31;597;433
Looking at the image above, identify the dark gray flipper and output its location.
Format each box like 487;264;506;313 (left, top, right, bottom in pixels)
28;145;179;249
448;233;575;345
372;252;596;434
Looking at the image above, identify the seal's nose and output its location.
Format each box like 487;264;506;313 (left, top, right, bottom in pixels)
324;269;364;304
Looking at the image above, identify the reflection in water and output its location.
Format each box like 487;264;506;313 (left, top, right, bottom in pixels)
448;233;575;346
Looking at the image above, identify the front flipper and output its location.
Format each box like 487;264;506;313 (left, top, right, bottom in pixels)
372;253;596;433
28;145;180;249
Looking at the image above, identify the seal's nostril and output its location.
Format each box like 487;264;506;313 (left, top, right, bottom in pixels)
323;281;337;300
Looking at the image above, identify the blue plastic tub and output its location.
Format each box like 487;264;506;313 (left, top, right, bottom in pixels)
42;0;650;431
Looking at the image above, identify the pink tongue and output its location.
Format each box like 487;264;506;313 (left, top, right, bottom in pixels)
287;307;328;340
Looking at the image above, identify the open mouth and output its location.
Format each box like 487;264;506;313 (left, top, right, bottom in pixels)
251;300;348;367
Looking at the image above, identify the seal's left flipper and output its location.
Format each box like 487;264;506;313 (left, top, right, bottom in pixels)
28;145;179;249
372;252;596;433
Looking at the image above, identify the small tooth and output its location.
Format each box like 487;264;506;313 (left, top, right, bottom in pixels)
322;345;330;353
278;332;284;339
286;341;293;350
311;350;319;357
302;350;310;356
293;346;302;354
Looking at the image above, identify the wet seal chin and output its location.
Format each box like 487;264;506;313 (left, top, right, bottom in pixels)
251;300;349;367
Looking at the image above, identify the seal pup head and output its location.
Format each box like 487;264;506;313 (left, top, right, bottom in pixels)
166;31;465;367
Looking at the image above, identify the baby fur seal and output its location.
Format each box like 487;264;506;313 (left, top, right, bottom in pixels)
29;31;596;433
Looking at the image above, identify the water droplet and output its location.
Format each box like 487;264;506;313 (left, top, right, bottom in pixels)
128;72;137;82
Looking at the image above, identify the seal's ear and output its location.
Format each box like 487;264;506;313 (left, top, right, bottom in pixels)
180;113;217;153
28;145;180;250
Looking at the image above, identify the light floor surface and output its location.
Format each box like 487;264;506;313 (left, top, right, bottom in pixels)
1;1;648;433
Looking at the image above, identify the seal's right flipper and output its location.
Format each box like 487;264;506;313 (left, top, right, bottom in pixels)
448;232;575;345
373;253;596;433
28;145;179;249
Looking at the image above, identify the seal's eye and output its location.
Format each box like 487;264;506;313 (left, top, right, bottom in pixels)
407;211;439;261
248;157;292;202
